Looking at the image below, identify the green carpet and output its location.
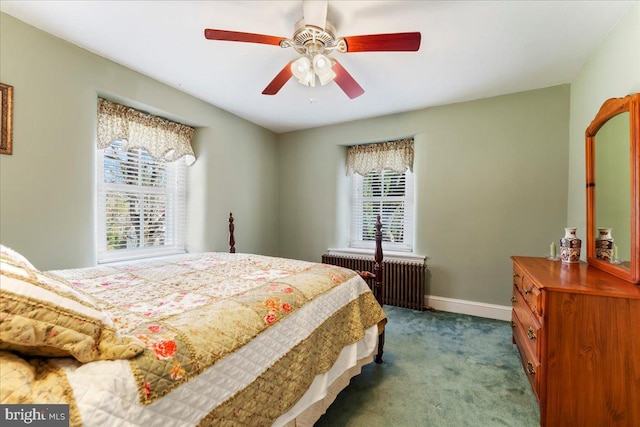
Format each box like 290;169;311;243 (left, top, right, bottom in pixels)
315;306;540;427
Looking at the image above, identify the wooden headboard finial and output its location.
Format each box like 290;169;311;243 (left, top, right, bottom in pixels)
229;212;236;253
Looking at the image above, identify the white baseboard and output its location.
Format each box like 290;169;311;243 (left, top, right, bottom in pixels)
424;295;511;321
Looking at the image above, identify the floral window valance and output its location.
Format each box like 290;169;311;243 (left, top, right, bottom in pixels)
97;98;196;166
346;138;414;176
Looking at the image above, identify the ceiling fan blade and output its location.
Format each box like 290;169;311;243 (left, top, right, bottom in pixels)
332;61;364;99
343;32;421;52
204;29;284;46
262;63;294;95
303;0;328;29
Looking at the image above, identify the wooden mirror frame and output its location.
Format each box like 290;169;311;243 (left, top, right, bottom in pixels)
586;93;640;284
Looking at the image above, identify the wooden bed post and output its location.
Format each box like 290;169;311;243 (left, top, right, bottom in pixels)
229;212;236;253
374;215;385;364
351;216;385;363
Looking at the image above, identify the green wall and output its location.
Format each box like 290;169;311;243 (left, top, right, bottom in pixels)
0;13;279;270
567;3;640;249
277;86;570;306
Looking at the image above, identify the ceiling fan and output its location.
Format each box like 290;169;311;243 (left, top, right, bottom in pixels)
204;0;421;99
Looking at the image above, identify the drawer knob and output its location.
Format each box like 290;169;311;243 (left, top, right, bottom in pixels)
526;361;536;375
513;273;520;278
510;320;515;328
527;327;536;340
511;296;517;303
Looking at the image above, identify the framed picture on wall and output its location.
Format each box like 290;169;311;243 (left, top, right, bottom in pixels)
1;83;13;155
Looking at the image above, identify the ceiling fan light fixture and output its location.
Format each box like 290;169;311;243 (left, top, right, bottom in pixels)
317;69;336;86
295;69;315;87
313;54;326;69
291;56;311;81
303;69;316;87
318;70;335;86
313;54;335;85
292;54;336;87
313;54;331;73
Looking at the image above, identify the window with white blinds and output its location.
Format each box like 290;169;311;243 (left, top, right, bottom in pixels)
351;169;414;252
97;140;186;263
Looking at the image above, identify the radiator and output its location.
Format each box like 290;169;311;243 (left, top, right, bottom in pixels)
321;254;428;311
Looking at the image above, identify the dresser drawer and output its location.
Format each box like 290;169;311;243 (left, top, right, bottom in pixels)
512;310;541;402
512;265;524;290
512;285;542;356
518;274;541;317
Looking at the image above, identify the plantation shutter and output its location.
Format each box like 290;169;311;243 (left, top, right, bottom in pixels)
347;139;415;252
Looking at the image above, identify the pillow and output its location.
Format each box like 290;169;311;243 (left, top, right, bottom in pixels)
0;350;35;403
0;245;144;363
1;244;36;270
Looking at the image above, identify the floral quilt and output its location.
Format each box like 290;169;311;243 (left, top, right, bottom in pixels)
49;252;385;408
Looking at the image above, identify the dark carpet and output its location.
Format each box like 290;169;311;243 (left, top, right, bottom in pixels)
315;306;540;426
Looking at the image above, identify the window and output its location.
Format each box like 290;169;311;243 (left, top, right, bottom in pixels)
95;98;194;263
351;169;414;251
347;139;415;252
97;140;186;263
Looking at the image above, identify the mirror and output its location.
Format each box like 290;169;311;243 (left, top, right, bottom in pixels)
595;113;631;266
586;93;640;284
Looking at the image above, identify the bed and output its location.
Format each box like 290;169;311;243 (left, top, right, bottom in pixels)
0;213;386;426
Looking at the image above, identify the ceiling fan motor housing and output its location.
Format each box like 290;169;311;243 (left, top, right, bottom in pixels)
290;18;342;55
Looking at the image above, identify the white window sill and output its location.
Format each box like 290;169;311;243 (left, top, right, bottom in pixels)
326;247;427;264
98;248;186;265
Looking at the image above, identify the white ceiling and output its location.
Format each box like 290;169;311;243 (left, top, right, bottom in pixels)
1;1;635;133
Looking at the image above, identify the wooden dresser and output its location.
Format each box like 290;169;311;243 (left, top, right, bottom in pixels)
511;256;640;427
